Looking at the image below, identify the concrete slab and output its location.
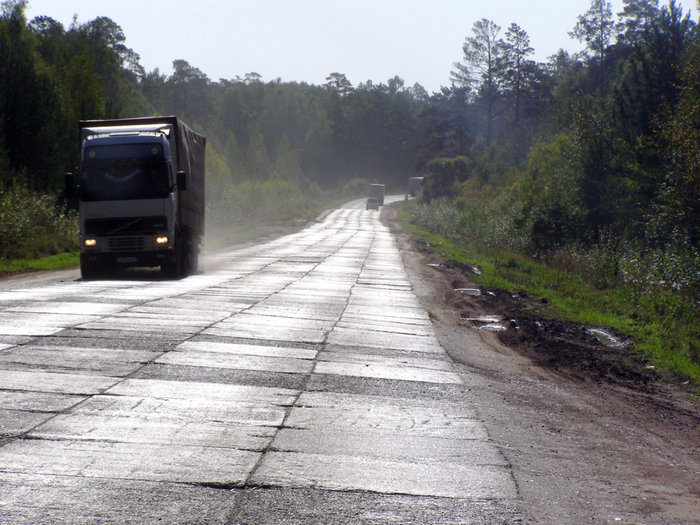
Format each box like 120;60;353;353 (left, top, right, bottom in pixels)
314;361;463;384
0;390;85;412
30;413;276;450
232;486;519;525
326;326;445;353
272;428;508;466
285;405;483;439
251;451;516;499
0;345;153;376
0;439;260;485
215;313;334;331
0;410;54;437
204;324;327;344
177;341;317;360
157;351;314;374
317;349;454;371
0;472;242;525
0;370;118;395
5;302;130;315
335;317;435;337
72;393;287;427
107;378;298;406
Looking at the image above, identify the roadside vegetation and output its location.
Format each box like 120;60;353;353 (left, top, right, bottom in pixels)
0;185;78;270
402;199;700;383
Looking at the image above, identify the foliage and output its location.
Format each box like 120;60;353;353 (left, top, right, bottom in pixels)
0;184;78;260
401;203;700;382
569;0;615;62
421;156;472;201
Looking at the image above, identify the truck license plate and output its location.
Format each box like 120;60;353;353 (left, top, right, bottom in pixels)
116;257;137;263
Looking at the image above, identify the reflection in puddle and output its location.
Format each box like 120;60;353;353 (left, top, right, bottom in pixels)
586;328;629;348
479;323;507;332
462;315;507;332
462;315;502;323
455;288;481;296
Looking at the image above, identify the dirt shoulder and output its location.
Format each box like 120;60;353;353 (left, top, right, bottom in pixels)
382;206;700;525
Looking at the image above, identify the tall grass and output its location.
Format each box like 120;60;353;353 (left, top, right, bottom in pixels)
0;185;78;260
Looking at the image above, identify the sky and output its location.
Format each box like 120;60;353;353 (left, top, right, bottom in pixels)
24;0;697;94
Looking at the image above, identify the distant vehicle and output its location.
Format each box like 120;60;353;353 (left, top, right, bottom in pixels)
66;116;206;279
407;176;424;197
369;183;385;205
366;197;380;210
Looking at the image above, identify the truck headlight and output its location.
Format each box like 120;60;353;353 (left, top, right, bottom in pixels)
155;235;169;245
84;238;97;248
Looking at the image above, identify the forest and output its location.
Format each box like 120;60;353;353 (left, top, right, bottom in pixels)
0;0;697;292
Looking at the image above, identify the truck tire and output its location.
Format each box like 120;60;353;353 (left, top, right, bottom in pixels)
186;232;199;274
161;256;181;278
80;255;100;280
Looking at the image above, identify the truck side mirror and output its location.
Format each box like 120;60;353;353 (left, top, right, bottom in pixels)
65;172;80;209
177;170;187;191
65;172;80;197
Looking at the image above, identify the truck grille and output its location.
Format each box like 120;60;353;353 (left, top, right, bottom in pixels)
85;216;167;235
108;236;145;252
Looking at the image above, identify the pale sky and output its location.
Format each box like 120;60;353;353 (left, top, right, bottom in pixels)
24;0;696;93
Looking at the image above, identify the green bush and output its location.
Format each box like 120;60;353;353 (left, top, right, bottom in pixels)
0;184;78;260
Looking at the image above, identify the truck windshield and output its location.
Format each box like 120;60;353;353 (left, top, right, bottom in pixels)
80;143;170;201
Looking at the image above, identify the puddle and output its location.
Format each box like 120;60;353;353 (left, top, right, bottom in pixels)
586;328;629;348
455;288;481;296
462;315;507;332
462;315;502;323
479;323;507;332
426;263;443;268
469;265;482;276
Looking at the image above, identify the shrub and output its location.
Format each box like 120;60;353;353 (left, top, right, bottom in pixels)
0;184;78;260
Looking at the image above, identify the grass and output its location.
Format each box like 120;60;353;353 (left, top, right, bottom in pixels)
0;252;80;276
399;207;700;385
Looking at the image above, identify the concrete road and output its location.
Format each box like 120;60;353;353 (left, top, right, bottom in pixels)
0;200;520;524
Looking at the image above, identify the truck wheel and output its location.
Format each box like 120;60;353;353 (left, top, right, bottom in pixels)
186;234;198;274
161;258;181;278
80;255;100;280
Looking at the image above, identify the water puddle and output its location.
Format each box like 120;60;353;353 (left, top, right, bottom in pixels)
479;323;507;332
468;265;482;276
455;288;481;296
463;315;502;323
586;328;629;348
426;263;443;268
462;315;507;332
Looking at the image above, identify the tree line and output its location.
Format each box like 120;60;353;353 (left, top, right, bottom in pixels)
424;0;698;257
0;0;697;258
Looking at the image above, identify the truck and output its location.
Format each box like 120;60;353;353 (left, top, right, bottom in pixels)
407;176;424;197
66;116;206;279
369;183;385;206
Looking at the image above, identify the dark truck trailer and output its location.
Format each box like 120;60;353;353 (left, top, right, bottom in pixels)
407;176;424;197
68;116;206;278
369;183;385;206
